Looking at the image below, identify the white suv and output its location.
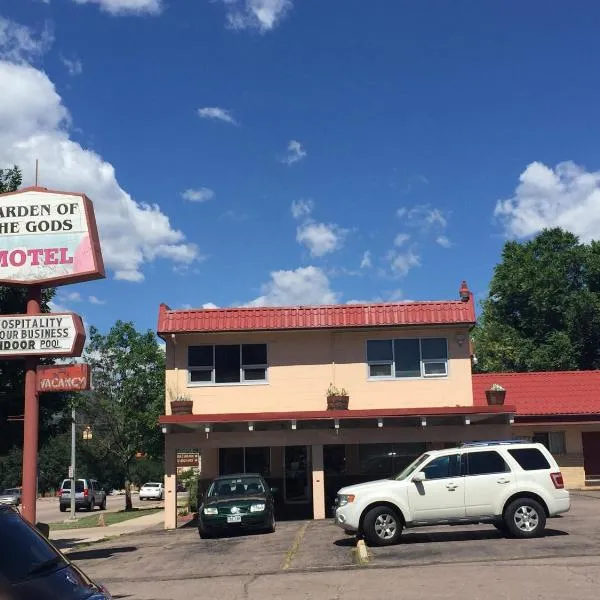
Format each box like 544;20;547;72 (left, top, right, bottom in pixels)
335;441;570;546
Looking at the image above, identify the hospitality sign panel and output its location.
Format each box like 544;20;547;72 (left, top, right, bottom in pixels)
0;188;104;286
0;313;85;357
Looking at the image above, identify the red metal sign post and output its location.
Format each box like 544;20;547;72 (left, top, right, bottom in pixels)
0;186;104;525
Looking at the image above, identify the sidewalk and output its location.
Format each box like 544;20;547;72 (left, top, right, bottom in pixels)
50;510;165;553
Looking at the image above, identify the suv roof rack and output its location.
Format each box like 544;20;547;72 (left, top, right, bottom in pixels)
460;439;530;448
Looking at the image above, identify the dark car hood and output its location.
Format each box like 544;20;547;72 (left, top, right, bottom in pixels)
204;494;268;508
12;563;101;600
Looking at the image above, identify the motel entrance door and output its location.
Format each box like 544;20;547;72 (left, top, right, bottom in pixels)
283;445;312;518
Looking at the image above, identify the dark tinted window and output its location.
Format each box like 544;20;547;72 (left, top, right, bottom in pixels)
0;509;65;583
394;339;421;377
367;340;393;362
467;451;509;475
215;345;241;383
422;454;462;480
188;346;213;367
242;344;267;365
508;448;551;471
61;480;84;492
421;338;448;360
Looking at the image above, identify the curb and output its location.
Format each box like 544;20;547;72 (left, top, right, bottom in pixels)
355;539;369;566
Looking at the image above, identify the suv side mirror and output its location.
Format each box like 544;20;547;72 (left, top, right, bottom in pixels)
412;471;427;483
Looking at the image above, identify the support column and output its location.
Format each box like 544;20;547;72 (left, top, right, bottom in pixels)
311;444;325;520
164;433;177;530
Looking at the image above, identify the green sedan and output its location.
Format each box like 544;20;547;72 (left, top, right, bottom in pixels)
198;474;276;538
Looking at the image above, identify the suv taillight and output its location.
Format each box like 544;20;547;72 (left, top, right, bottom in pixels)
83;488;89;497
550;472;564;489
58;490;62;497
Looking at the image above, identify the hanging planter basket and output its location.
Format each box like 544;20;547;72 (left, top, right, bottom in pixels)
327;395;349;410
485;389;506;406
171;399;193;415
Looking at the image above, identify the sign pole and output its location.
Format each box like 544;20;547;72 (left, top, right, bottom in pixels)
70;406;76;520
21;285;42;524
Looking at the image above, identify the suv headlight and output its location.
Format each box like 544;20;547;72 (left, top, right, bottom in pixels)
250;503;266;512
337;494;355;507
203;507;218;515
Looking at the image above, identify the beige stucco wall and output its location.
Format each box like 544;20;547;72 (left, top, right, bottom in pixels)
164;326;473;415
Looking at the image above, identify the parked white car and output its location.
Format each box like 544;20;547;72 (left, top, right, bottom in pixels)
335;440;571;546
139;482;164;501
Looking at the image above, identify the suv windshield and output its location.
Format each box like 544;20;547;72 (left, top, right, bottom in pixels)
0;508;65;584
393;453;431;480
208;477;265;497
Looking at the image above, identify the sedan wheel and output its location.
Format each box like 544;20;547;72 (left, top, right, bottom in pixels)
363;505;402;547
504;498;546;538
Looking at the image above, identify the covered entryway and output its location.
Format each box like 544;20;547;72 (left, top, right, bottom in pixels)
582;432;600;484
160;405;515;529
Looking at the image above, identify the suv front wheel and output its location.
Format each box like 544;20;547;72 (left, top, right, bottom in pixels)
504;498;546;538
362;505;403;547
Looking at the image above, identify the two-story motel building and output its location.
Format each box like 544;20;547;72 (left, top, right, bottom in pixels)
158;282;522;528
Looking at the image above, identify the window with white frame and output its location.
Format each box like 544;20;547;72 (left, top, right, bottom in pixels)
366;337;448;379
188;344;268;384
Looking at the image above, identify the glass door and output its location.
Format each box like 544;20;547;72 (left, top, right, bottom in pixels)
284;446;311;504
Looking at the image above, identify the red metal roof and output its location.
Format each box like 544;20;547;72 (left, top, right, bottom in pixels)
473;372;600;416
157;288;475;334
160;404;512;425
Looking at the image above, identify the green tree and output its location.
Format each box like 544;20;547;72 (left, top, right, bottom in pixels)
0;166;22;193
473;228;600;372
81;321;165;510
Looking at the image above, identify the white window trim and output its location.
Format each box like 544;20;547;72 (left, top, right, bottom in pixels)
188;344;269;387
366;337;449;381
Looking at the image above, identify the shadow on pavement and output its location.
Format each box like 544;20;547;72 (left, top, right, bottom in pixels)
333;537;356;547
398;527;568;545
67;545;137;561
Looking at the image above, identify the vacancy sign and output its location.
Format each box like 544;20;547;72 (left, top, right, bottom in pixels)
0;313;85;358
37;363;90;393
0;187;105;286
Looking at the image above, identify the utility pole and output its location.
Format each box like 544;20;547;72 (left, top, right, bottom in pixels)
70;406;76;520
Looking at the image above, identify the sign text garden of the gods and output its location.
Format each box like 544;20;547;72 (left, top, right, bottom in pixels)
0;186;105;526
0;188;104;286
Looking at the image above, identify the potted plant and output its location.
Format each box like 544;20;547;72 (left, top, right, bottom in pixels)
326;383;349;410
485;383;506;406
170;394;193;415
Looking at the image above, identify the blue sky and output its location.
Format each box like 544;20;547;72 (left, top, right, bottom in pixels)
2;0;600;334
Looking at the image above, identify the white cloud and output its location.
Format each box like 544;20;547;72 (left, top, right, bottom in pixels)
182;187;215;203
0;17;53;64
280;139;306;165
60;55;83;76
388;248;421;277
88;295;106;305
71;0;163;16
290;199;313;220
247;266;338;306
221;0;293;33
436;235;453;248
397;204;448;230
0;58;200;282
495;161;600;243
296;222;348;258
202;302;219;309
394;233;410;247
197;106;237;125
62;291;82;302
360;250;372;269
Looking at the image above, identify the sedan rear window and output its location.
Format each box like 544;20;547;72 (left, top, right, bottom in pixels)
0;510;65;583
508;448;551;471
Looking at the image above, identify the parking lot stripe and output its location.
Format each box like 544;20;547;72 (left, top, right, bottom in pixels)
281;522;309;570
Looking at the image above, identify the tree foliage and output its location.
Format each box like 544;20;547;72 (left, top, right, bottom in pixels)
80;321;165;509
0;166;22;194
473;228;600;372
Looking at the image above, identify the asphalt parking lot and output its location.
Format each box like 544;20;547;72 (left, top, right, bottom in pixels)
74;492;600;599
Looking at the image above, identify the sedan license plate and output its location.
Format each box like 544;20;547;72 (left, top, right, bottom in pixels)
227;515;242;523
